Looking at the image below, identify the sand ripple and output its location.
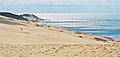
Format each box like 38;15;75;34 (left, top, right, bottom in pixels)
0;44;120;57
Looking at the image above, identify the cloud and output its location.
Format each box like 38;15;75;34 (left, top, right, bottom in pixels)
0;0;119;7
0;0;119;13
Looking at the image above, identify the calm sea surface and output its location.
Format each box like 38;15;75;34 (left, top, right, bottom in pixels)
35;13;120;39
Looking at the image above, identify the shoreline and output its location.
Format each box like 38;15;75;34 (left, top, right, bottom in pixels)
37;22;120;40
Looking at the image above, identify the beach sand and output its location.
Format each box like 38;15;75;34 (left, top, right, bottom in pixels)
0;18;120;57
0;44;120;57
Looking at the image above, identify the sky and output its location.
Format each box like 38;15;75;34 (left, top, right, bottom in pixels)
0;0;119;13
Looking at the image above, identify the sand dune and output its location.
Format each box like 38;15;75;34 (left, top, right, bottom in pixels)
0;19;109;44
0;18;120;57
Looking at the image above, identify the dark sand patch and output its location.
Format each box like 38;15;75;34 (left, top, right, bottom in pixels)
0;19;27;26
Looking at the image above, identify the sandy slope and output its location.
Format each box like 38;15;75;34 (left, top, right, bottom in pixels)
0;18;120;57
0;18;109;44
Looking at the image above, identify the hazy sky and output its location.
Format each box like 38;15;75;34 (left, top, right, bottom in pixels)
0;0;119;13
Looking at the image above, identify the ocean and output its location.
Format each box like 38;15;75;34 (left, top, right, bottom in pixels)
35;13;120;40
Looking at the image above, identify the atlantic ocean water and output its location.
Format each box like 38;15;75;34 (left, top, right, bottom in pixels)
35;13;120;40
